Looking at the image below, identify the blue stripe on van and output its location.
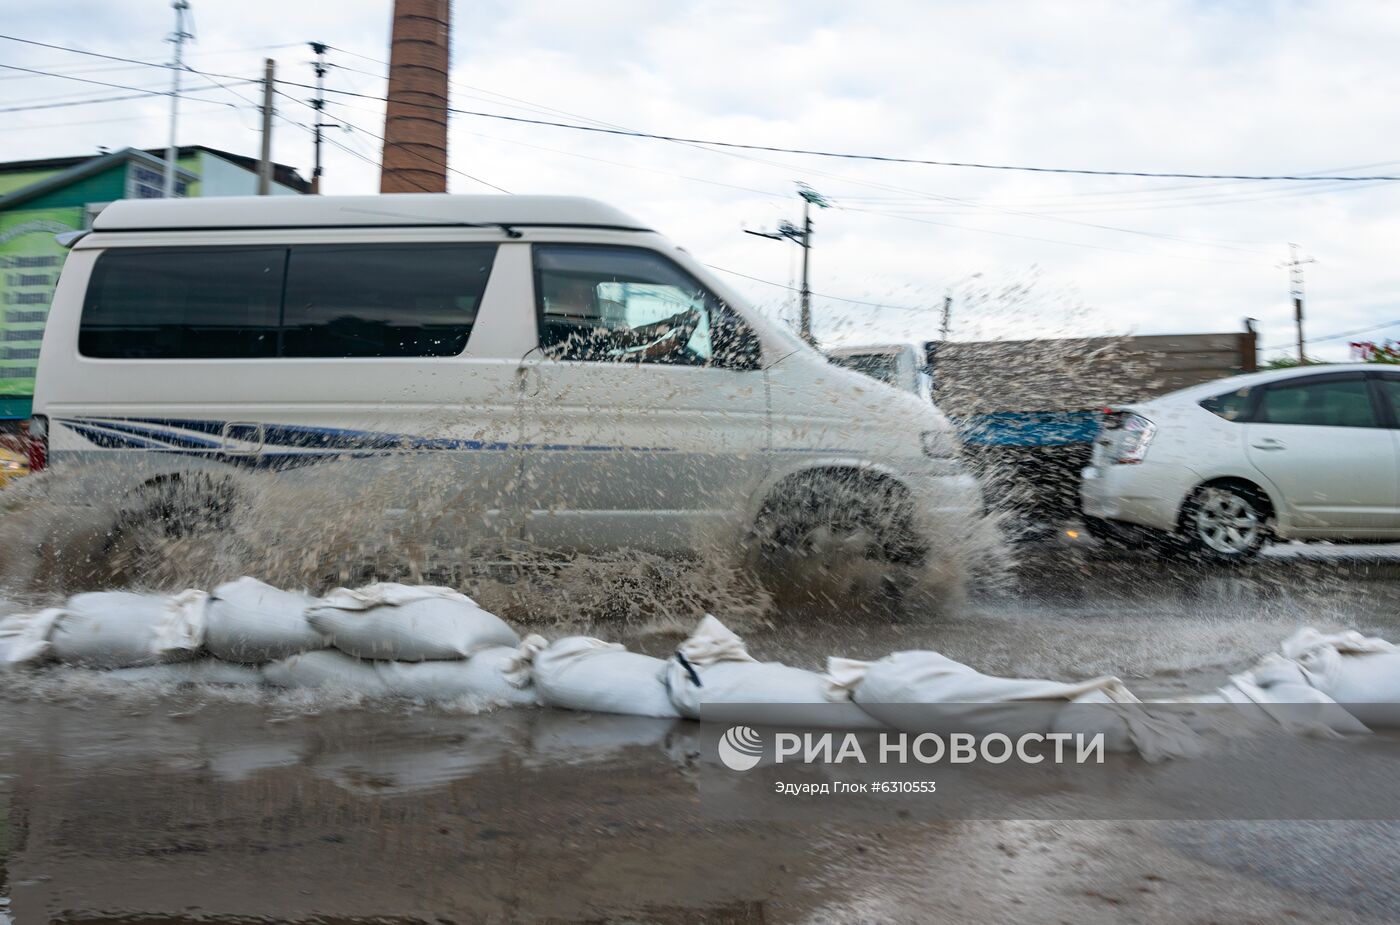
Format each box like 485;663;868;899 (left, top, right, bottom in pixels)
81;418;223;449
55;417;679;462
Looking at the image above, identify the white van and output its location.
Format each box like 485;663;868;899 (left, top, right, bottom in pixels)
30;195;980;584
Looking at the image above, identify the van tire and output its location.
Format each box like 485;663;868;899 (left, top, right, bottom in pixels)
104;473;239;576
751;471;922;612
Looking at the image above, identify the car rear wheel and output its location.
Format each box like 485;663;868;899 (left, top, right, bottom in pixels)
1179;484;1268;562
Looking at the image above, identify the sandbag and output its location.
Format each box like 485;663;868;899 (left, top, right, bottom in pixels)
1051;690;1205;760
0;607;66;668
1156;663;1371;739
261;649;389;695
666;616;882;729
529;636;679;718
47;590;206;669
205;577;325;664
306;583;518;661
375;636;546;707
1277;628;1400;728
831;648;1199;759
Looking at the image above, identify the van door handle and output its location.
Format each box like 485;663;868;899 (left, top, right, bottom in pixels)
1251;438;1285;450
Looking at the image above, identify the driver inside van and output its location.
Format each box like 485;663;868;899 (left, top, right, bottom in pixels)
542;275;701;362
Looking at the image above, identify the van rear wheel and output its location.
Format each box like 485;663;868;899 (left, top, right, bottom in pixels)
751;472;922;613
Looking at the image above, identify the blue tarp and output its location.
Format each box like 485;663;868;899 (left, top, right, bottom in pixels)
0;398;31;421
956;411;1102;448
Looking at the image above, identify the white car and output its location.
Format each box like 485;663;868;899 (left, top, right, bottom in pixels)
827;343;933;402
1081;363;1400;560
29;194;981;588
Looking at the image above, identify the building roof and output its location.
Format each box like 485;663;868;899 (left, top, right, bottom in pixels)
91;194;651;233
0;145;309;194
0;147;197;212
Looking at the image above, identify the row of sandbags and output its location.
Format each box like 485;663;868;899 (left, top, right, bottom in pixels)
2;578;1398;761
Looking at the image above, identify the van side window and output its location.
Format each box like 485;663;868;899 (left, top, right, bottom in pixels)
79;244;498;360
281;244;495;358
80;247;284;358
535;245;760;369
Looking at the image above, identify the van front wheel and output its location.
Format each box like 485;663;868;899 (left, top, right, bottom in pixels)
104;473;240;580
751;472;922;612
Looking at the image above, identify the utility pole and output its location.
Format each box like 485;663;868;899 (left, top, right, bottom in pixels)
939;291;953;341
1280;243;1315;363
745;184;830;346
161;0;192;198
257;58;275;195
308;42;337;194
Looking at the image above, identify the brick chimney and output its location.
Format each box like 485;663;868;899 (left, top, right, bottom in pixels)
380;0;451;193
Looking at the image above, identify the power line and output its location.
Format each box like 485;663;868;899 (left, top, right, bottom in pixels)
0;62;234;107
0;83;251;113
307;62;1284;262
267;85;510;194
1263;319;1400;354
346;95;1400;184
706;264;932;314
4;33;1398;184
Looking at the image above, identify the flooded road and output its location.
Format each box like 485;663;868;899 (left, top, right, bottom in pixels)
3;546;1400;923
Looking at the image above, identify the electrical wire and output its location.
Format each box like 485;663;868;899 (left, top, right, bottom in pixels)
1263;319;1400;354
3;33;1397;183
706;264;933;314
0;62;237;107
265;85;510;194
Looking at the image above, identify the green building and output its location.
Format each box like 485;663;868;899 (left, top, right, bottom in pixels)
0;146;309;420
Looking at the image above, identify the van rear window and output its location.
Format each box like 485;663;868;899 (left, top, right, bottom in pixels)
79;244;497;360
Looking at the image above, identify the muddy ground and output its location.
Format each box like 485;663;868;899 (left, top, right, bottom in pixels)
4;544;1400;923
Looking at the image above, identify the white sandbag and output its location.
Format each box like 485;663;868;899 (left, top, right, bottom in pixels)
1052;690;1205;760
48;590;207;669
261;649;389;695
667;616;882;729
104;660;266;686
205;577;325;664
306;583;518;661
831;648;1199;759
530;636;679;718
375;636;546;707
0;607;65;667
1158;679;1371;738
1276;627;1400;728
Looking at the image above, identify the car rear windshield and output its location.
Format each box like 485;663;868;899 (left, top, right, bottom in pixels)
79;244;497;359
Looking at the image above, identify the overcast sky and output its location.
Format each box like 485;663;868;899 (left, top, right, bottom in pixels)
6;0;1399;359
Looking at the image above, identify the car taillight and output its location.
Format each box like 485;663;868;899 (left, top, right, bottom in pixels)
1105;412;1155;464
26;415;47;472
